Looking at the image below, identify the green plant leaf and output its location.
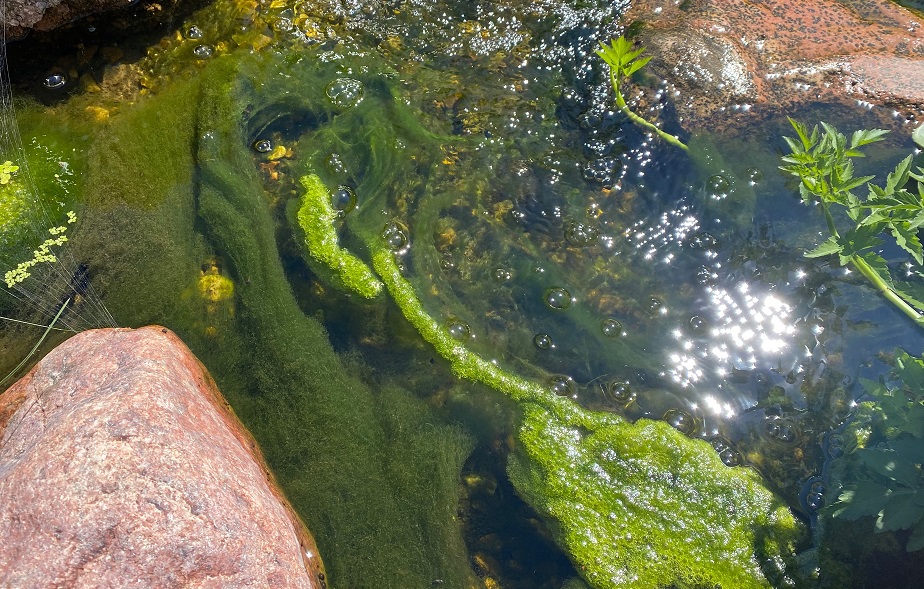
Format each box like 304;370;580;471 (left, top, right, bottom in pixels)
892;223;924;265
805;236;842;258
851;128;890;149
834;479;892;520
886;155;914;194
913;124;924;151
877;491;924;531
896;352;924;396
621;55;651;77
860;448;921;488
889;439;924;464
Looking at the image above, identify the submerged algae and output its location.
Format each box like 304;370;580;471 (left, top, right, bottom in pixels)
373;243;803;589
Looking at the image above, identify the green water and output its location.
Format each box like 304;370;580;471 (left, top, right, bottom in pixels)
4;0;924;586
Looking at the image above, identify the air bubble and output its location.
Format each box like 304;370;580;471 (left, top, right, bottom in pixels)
533;333;553;349
764;418;798;443
446;318;471;341
331;185;356;214
326;78;364;108
719;448;742;467
747;167;763;184
492;268;513;282
193;45;214;59
826;433;845;458
688;316;708;334
185;26;203;39
439;257;456;272
663;409;695;435
43;73;66;89
600;318;623;338
382;221;409;252
565;221;599;246
707;175;730;198
253;139;273;153
648;297;663;314
273;17;294;32
544;287;573;310
691;232;718;249
549;375;576;397
327;153;346;174
604;380;635;404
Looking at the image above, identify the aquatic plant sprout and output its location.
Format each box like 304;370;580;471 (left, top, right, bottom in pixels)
596;36;689;151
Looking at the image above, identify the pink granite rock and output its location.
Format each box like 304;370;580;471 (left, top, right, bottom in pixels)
0;326;326;589
625;0;924;129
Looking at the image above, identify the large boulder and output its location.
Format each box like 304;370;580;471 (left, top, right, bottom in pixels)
0;326;326;589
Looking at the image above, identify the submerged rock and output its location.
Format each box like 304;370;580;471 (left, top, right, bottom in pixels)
0;326;325;589
628;0;924;127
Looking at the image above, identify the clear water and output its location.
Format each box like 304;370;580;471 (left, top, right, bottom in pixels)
4;0;924;586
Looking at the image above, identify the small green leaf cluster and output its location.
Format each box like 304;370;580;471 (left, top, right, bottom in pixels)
780;119;924;327
0;160;19;185
4;211;76;288
596;37;688;151
832;351;924;552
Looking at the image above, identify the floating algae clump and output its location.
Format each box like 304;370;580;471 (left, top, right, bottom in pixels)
509;402;803;589
295;174;382;299
372;245;804;589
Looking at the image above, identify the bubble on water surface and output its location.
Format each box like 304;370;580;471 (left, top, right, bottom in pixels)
688;315;708;334
664;409;695;435
327;153;346;174
185;26;203;39
43;74;66;89
549;375;575;397
492;268;513;282
326;78;364;108
707;174;730;199
604;380;634;404
446;318;471;342
600;318;623;338
544;287;573;310
565;221;599;247
193;45;214;59
747;167;763;184
533;333;553;349
331;185;356;214
253;139;273;153
382;221;409;252
764;417;798;443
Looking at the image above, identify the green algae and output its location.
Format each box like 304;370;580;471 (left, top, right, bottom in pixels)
372;242;804;589
294;174;382;299
510;402;803;589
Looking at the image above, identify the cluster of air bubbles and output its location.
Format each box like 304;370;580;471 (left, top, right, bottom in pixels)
825;433;845;459
695;265;717;286
648;297;664;314
582;156;621;187
600;318;624;338
382;221;410;253
764;417;798;443
326;78;364;108
331;186;357;215
706;174;730;200
549;375;576;397
445;318;471;342
544;287;573;310
272;10;295;33
43;73;67;90
253;139;273;153
193;45;215;59
533;333;553;350
603;380;635;404
327;153;346;174
564;221;600;247
185;26;204;40
801;477;827;512
710;437;743;467
747;167;763;185
664;408;696;435
492;268;513;282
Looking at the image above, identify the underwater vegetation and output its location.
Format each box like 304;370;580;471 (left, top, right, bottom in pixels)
10;0;924;586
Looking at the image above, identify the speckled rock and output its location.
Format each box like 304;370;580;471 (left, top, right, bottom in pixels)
0;326;326;589
626;0;924;128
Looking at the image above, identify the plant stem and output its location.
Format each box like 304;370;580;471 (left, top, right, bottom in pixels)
612;72;688;151
850;255;924;327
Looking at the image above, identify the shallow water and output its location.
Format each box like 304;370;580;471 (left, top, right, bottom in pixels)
4;0;924;586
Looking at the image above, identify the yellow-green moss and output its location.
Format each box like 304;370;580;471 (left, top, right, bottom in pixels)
297;174;383;299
